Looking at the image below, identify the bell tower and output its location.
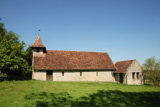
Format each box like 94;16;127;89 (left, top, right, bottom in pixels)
30;34;46;56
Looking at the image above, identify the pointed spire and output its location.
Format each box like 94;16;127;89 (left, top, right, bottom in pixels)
30;34;46;48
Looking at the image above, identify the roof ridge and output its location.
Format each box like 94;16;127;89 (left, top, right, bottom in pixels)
115;59;136;63
47;50;108;53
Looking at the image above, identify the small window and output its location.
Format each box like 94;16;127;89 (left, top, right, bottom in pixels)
80;72;82;76
137;72;139;79
96;72;98;76
62;72;64;76
132;72;135;79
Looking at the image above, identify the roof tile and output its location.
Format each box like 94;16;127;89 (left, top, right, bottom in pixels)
34;50;116;70
31;35;45;48
115;60;135;73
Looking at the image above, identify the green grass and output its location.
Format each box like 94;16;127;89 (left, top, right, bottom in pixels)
0;80;160;107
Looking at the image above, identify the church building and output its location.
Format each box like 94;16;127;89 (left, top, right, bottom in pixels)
30;35;143;85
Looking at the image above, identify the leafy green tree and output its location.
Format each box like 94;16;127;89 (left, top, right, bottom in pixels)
25;47;32;66
143;57;160;86
0;20;31;80
0;18;7;41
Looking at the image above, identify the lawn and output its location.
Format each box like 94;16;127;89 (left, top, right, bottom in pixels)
0;80;160;107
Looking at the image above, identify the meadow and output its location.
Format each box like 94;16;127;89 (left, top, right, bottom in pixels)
0;80;160;107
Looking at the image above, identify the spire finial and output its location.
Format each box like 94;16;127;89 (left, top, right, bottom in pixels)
38;29;41;35
30;31;46;48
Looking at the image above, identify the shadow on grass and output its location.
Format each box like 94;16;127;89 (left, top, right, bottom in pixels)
24;90;160;107
0;72;32;82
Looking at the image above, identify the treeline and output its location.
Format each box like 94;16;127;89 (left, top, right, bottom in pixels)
143;57;160;86
0;19;32;80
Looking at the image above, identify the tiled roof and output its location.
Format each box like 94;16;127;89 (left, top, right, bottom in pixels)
115;60;135;73
33;50;116;70
30;35;45;48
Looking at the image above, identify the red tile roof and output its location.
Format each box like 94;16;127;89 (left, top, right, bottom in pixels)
33;50;116;70
115;60;135;73
30;35;46;48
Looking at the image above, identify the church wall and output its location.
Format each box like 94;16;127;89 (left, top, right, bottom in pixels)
32;71;115;82
125;61;144;85
32;72;46;80
52;71;115;82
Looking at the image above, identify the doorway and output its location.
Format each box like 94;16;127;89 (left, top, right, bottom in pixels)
46;71;53;81
120;73;123;83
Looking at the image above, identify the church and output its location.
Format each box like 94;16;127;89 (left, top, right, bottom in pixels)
31;35;144;85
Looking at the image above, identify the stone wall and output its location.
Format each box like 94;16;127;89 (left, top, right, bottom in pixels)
53;71;115;82
32;72;46;80
125;60;144;85
32;71;115;82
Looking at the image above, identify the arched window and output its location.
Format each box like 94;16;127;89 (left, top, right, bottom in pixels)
132;72;135;79
137;72;139;79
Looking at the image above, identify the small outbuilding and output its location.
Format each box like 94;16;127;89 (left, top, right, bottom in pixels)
114;60;144;85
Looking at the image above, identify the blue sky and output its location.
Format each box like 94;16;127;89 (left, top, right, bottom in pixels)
0;0;160;64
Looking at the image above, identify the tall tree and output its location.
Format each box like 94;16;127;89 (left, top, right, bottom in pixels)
143;57;160;86
0;20;31;80
25;46;32;66
0;18;7;41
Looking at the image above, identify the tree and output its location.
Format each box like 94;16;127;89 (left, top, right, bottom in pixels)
25;46;33;66
0;18;7;41
143;57;160;86
0;20;32;80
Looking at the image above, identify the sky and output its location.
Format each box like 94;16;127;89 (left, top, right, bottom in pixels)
0;0;160;64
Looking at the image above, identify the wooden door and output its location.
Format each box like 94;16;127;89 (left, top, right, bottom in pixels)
47;71;53;81
120;73;123;83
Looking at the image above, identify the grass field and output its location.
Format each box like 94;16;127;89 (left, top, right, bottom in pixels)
0;80;160;107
